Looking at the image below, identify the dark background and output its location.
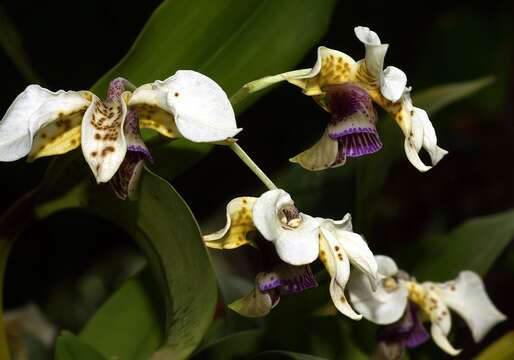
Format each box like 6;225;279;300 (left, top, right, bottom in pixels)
0;0;513;358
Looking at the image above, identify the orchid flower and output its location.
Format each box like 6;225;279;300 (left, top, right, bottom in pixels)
205;189;378;320
349;255;506;356
243;26;446;172
204;196;317;317
0;71;240;199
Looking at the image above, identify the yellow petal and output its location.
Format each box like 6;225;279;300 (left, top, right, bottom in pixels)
204;197;257;249
288;47;357;96
28;110;84;161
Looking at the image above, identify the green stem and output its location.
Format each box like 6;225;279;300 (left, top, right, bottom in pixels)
229;68;311;106
229;143;277;190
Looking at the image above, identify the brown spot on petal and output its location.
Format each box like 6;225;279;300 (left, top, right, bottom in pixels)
174;92;180;97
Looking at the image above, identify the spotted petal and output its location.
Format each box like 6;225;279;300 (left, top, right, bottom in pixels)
252;189;320;265
319;227;360;320
430;271;506;343
0;85;90;161
403;94;448;172
407;282;460;355
321;217;378;287
129;70;241;143
203;196;257;249
287;46;357;96
81;95;127;183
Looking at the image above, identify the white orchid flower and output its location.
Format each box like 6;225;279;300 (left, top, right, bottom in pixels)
241;26;446;172
204;189;378;319
0;71;240;198
349;255;506;356
251;189;378;320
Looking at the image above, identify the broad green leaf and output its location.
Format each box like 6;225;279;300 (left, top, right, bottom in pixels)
0;4;43;83
79;269;163;359
253;351;328;359
90;0;336;178
55;332;106;360
32;162;217;359
92;0;336;107
414;76;494;114
192;330;264;359
413;208;514;281
356;77;493;232
475;331;514;360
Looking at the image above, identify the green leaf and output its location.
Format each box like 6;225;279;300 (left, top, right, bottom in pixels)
92;0;335;106
192;330;264;360
413;208;514;281
413;76;494;114
253;351;328;360
55;332;107;360
90;0;336;178
79;269;163;359
475;331;514;360
356;77;494;232
33;161;217;359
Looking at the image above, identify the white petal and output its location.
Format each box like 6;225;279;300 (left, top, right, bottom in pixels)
253;189;320;265
81;95;127;183
0;85;89;161
203;197;257;249
319;227;361;320
348;271;408;324
431;323;461;356
354;26;388;82
375;255;399;277
252;189;294;240
354;26;381;45
129;70;240;142
432;271;506;342
320;219;378;286
404;107;448;172
272;216;320;266
289;129;341;171
417;107;449;165
381;66;407;102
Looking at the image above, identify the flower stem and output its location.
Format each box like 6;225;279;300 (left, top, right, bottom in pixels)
229;68;311;106
229;142;277;190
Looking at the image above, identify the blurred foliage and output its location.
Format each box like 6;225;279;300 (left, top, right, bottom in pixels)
54;333;105;360
475;331;514;360
413;208;514;281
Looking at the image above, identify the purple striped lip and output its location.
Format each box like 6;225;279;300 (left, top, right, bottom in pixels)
258;265;317;294
338;131;383;158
